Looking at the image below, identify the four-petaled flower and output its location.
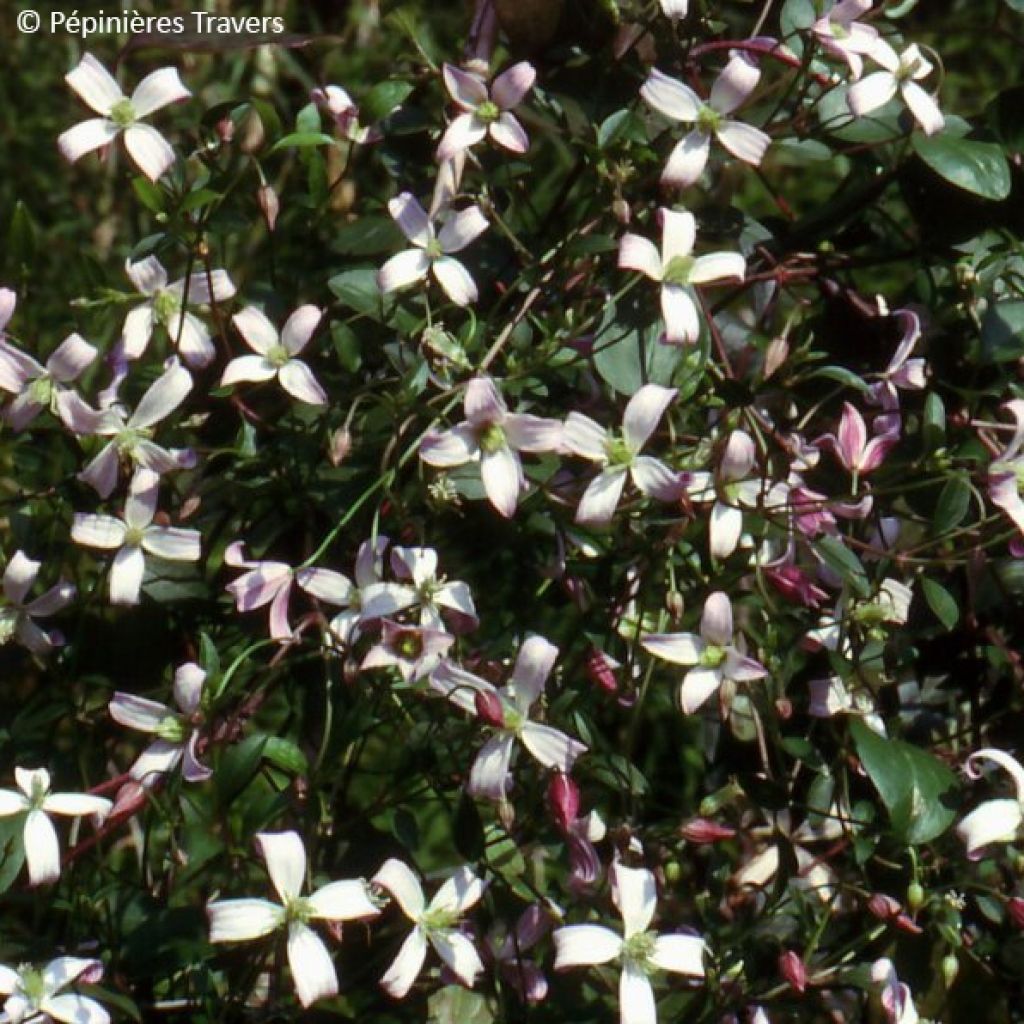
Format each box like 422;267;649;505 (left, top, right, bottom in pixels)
847;41;944;136
361;620;455;682
0;332;97;431
207;830;381;1008
379;193;488;307
553;861;706;1024
0;551;75;654
437;62;536;162
0;767;111;886
812;1;880;79
618;208;745;344
987;399;1024;540
0;957;109;1024
58;53;190;181
824;402;898;477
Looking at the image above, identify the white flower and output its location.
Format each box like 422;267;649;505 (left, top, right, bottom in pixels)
430;636;587;800
618;209;745;344
642;592;767;715
378;193;488;307
0;768;111;886
71;467;202;606
222;305;326;406
109;662;211;785
310;535;390;648
360;621;455;683
0;552;75;654
871;958;919;1024
847;41;944;136
563;384;683;526
120;255;236;367
553;862;706;1024
659;0;689;20
58;53;190;181
373;859;486;998
812;0;881;79
956;749;1024;860
207;831;381;1008
0;957;109;1024
0;333;97;431
640;57;770;187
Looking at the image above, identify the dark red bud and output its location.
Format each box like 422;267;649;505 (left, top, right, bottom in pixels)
585;647;618;693
867;893;902;920
679;818;737;844
1007;897;1024;929
548;772;580;832
474;689;505;728
778;950;807;994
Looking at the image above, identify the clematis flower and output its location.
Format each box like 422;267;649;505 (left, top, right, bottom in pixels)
871;959;919;1024
485;904;551;1004
319;536;391;647
0;767;111;886
659;0;689;20
71;468;202;606
430;636;587;800
311;85;381;143
808;676;885;735
812;1;881;79
553;861;706;1024
803;578;912;652
373;859;486;998
0;552;75;654
0;288;14;334
823;402;898;477
378;193;488;307
867;309;926;427
956;749;1024;859
419;377;563;518
987;400;1024;539
207;831;381;1008
563;384;683;525
361;620;455;682
640;58;770;188
642;592;767;715
58;53;190;181
222;305;326;406
618;209;745;344
437;62;536;161
847;41;944;135
224;542;295;641
119;255;236;367
0;957;109;1024
60;356;195;498
109;662;211;785
0;333;97;431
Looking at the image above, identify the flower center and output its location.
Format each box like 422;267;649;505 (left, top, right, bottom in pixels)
831;23;850;40
115;426;153;460
0;608;18;644
622;931;657;971
156;714;187;743
425;238;444;260
28;777;48;809
109;98;137;128
476;99;500;124
421;907;458;932
897;54;923;82
18;966;46;1007
123;526;145;547
605;433;634;467
1015;464;1024;495
478;422;506;454
699;644;727;668
663;254;695;287
152;290;181;327
284;895;313;925
503;705;525;734
697;105;722;135
28;376;53;406
266;344;290;368
396;631;424;660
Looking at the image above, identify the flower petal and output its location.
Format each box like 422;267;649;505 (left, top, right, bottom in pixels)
956;798;1023;859
490;113;529;153
661;131;710;188
520;722;587;772
901;81;944;136
142;526;201;563
281;305;322;355
66;54;123;114
690;251;746;285
123;123;176;182
437;207;489;254
379;249;431;294
493;62;536;109
308;879;380;921
41;993;110;1024
110;545;146;606
207;898;283;942
287;922;338;1008
563;412;608;462
279;359;327;406
109;693;169;732
661;284;700;344
552;924;622;968
437;113;488;162
612;862;656;937
48;333;98;382
710;52;761;114
130;66;190;117
468;733;516;800
442;64;488;109
632;456;684;501
716;120;770;166
71;514;127;551
430;865;486;916
388;192;432;247
624;384;676;453
660;208;696;264
220;354;277;387
57;119;120;165
431;930;484;988
373;858;426;920
42;793;111;818
641;69;700;122
618;233;663;282
576;468;628;526
680;666;722;714
432;257;478;306
700;592;733;646
481;446;523;518
130;358;192;429
651;934;706;976
620;961;657;1024
641;632;703;665
380;926;427;998
847;71;898;117
24;809;61;886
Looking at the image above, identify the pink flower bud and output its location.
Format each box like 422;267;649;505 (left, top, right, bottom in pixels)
548;772;580;832
765;564;828;608
679;818;736;844
779;950;807;994
258;184;279;231
1007;897;1024;929
585;647;618;693
867;893;902;920
474;689;505;728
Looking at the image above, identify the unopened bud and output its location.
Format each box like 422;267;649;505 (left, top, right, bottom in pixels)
778;950;807;994
906;882;925;910
764;337;789;378
238;108;265;154
215;117;235;143
548;772;580;832
665;589;684;620
868;893;902;920
1007;897;1024;929
584;647;618;693
941;953;958;988
328;427;352;467
258;185;279;231
612;198;631;224
680;817;736;844
474;690;505;728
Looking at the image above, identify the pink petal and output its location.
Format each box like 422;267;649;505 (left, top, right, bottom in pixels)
709;52;761;114
281;305;322;355
279;360;327;405
492;62;536;109
640;68;700;122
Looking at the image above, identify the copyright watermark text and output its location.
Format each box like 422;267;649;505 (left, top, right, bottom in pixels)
15;9;285;37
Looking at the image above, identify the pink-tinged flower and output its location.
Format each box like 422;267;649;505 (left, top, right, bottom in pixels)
764;564;829;608
58;53;190;181
430;636;587;800
987;400;1024;538
956;749;1024;860
0;333;97;430
642;592;767;715
868;310;926;415
0;287;15;334
361;620;454;682
566;811;608;892
109;662;211;785
419;377;563;518
315;536;390;647
808;676;885;735
311;85;382;143
224;542;295;641
0;767;111;886
0;552;75;654
360;546;478;632
437;62;536;161
207;831;380;1008
640;58;770;188
485;904;551;1004
373;859;486;998
812;1;880;79
0;956;109;1024
379;193;488;307
659;0;689;20
564;384;683;525
824;402;898;476
119;255;236;367
803;577;911;653
71;468;202;606
618;209;745;344
847;41;944;135
222;305;326;406
871;959;919;1024
553;861;706;1024
790;484;837;538
60;356;195;499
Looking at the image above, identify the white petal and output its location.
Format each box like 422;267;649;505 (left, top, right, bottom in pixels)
965;748;1024;802
0;789;29;816
690;251;746;285
509;635;558;709
442;64;488;109
125;468;158;530
287;922;337;1008
468;733;516;800
651;934;706;976
490;113;529;153
121;304;155;359
171;311;215;368
438;207;489;254
71;514;127;551
680;666;722;714
847;72;898;117
612;862;656;937
710;53;761;114
16;766;50;799
901;81;944;135
388;192;432;247
641;632;703;665
380;927;427;998
123;123;176;182
42;793;111;818
179;268;236;303
256;830;306;902
661;284;700;344
129;739;184;784
174;663;205;714
24;809;61;886
430;930;484;987
563;412;609;462
281;305;322;355
716;121;770;166
57;119;119;165
378;249;431;294
42;993;110;1024
47;333;97;383
660;208;696;263
618;234;663;282
295;568;354;605
142;526;201;563
221;354;276;387
700;591;733;645
130;67;190;117
130;358;192;428
620;962;657;1024
709;501;744;559
207;898;283;942
126;255;168;296
432;257;478;306
308;879;380;921
641;69;700;122
576;468;627;525
279;360;327;406
623;383;676;453
956;799;1022;859
481;446;522;518
109;693;168;732
492;62;536;109
504;414;563;453
372;859;425;920
430;865;486;916
110;546;146;606
437;113;488;161
631;457;684;501
420;424;479;468
231;307;278;355
3;550;39;605
429;661;496;716
661;131;710;188
520;722;587;772
65;54;123;114
552;925;622;968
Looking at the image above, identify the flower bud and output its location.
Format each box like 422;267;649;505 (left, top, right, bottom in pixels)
778;950;807;994
1007;897;1024;929
328;427;352;467
665;589;684;620
906;882;925;910
764;336;789;378
584;647;618;693
215;117;234;144
238;108;265;154
867;893;901;920
679;818;736;844
941;953;958;989
548;772;580;832
258;184;279;231
474;690;505;728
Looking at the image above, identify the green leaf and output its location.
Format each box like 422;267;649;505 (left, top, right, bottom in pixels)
850;718;959;844
981;300;1024;363
932;475;971;536
0;815;25;895
262;736;309;775
428;986;494;1024
6;201;36;270
921;576;960;630
804;365;871;394
592;304;685;395
216;734;268;804
911;135;1012;201
363;80;415;122
328;267;385;320
922;392;946;453
780;0;816;53
179;188;221;213
270;131;338;152
816;536;870;598
331;215;404;256
131;177;165;214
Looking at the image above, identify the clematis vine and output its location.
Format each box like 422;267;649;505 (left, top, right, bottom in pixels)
119;255;236;367
430;635;587;800
0;551;75;654
207;831;381;1008
642;592;767;715
109;662;212;785
419;376;563;518
0;332;97;431
373;859;486;998
847;40;944;135
58;52;190;181
812;0;880;79
379;193;488;307
618;208;745;344
0;767;111;886
436;61;536;161
0;957;109;1024
553;861;706;1024
563;384;683;525
640;57;770;188
956;749;1024;860
71;468;202;606
361;620;455;682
